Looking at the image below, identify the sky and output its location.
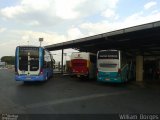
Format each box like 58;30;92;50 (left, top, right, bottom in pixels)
0;0;160;61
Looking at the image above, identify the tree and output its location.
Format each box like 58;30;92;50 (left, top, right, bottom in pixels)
1;56;15;65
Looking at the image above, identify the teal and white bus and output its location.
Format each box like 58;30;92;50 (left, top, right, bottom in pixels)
97;50;134;83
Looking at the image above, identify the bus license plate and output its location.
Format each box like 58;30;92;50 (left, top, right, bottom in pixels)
26;77;31;80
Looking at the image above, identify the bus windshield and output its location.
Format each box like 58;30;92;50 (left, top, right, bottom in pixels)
19;47;39;71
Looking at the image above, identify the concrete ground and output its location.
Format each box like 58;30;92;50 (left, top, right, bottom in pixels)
0;69;160;119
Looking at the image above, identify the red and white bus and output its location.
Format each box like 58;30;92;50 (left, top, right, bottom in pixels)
70;52;96;79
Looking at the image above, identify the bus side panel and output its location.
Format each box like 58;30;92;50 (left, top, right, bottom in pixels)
39;48;43;71
121;65;129;82
43;68;53;79
15;47;18;73
42;48;53;80
39;48;47;81
41;48;48;81
15;47;19;80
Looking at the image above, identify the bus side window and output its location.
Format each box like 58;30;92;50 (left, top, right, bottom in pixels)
44;51;48;68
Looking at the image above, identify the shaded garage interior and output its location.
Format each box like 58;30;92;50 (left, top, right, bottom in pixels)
144;56;160;80
45;21;160;82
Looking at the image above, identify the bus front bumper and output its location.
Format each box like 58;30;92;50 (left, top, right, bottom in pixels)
15;75;45;81
97;77;122;83
71;72;88;77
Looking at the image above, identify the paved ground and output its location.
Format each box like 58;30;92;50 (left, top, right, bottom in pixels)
0;69;160;115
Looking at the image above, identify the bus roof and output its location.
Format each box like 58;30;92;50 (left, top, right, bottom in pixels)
98;49;120;52
16;46;51;53
16;45;48;50
17;45;42;48
71;52;96;55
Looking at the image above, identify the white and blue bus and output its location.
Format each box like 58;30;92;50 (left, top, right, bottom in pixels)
97;50;135;83
15;46;54;82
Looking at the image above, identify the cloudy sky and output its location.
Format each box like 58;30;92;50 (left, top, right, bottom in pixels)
0;0;160;60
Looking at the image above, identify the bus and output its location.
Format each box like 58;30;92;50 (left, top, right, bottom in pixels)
15;46;54;82
97;50;135;83
70;52;96;79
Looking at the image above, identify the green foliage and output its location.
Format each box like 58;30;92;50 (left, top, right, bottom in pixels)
1;56;15;65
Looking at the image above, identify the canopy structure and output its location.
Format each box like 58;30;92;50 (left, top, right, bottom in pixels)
45;21;160;56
